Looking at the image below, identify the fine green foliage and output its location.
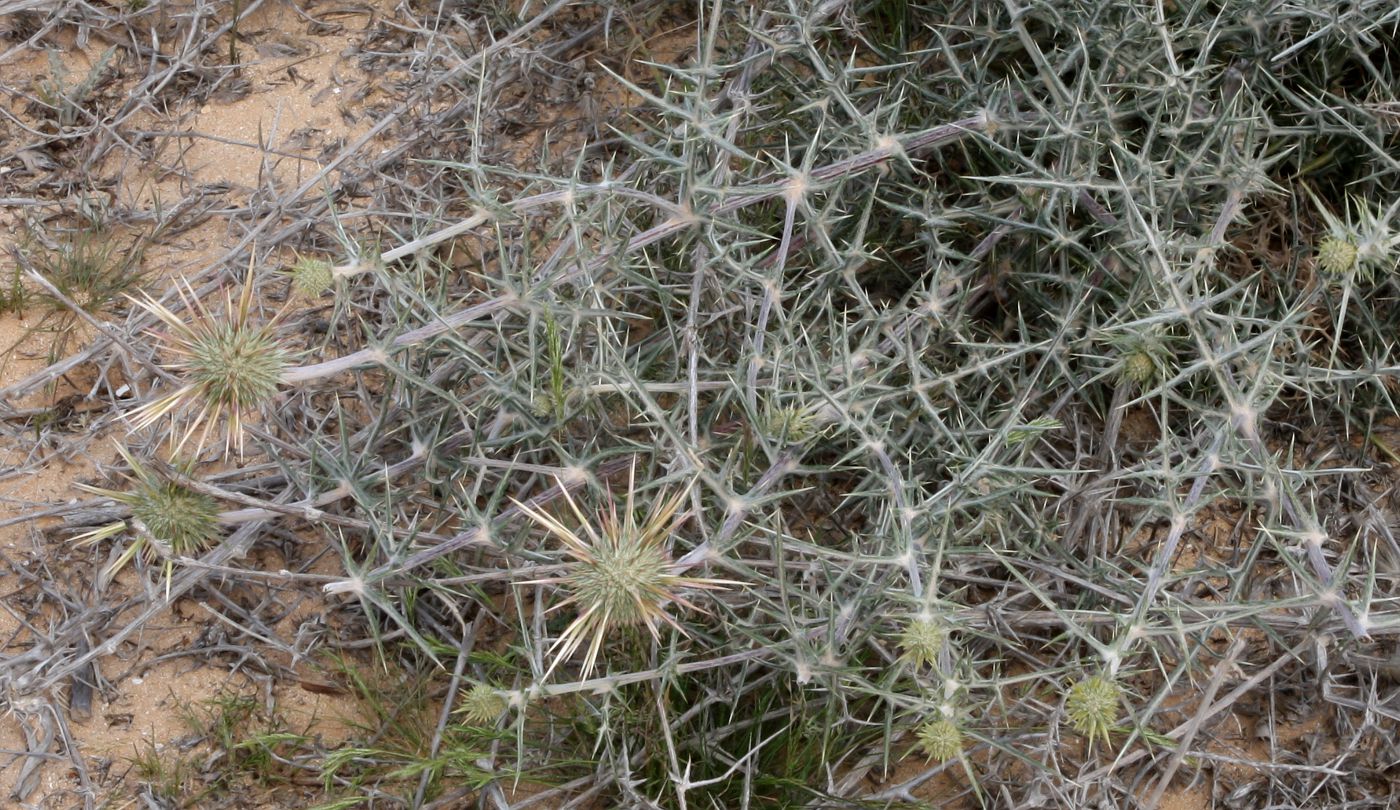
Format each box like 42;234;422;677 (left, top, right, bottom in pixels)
2;213;147;367
28;224;143;314
130;740;197;805
0;264;23;316
128;689;320;805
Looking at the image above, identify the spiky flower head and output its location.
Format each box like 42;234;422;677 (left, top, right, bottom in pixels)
1121;350;1157;386
1065;673;1121;745
456;683;507;725
760;401;820;445
529;388;577;420
287;255;334;299
129;267;291;454
515;463;735;679
916;718;963;762
1316;236;1359;277
1308;190;1400;281
73;445;222;588
896;616;946;668
1109;329;1172;389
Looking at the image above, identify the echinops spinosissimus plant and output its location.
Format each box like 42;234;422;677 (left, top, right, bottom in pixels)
47;0;1400;807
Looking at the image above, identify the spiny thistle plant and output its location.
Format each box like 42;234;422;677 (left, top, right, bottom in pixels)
1065;673;1123;746
73;445;222;589
129;267;291;454
19;0;1400;805
514;464;734;679
455;683;507;725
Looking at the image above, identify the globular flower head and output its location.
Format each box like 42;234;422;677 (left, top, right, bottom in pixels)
759;401;820;445
530;388;577;420
565;526;672;629
916;718;963;762
896;616;946;668
287;255;335;299
1109;329;1173;390
456;683;507;725
1065;673;1122;745
74;445;222;587
129;268;291;454
126;475;221;557
1316;236;1359;277
515;463;735;679
1121;350;1158;386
